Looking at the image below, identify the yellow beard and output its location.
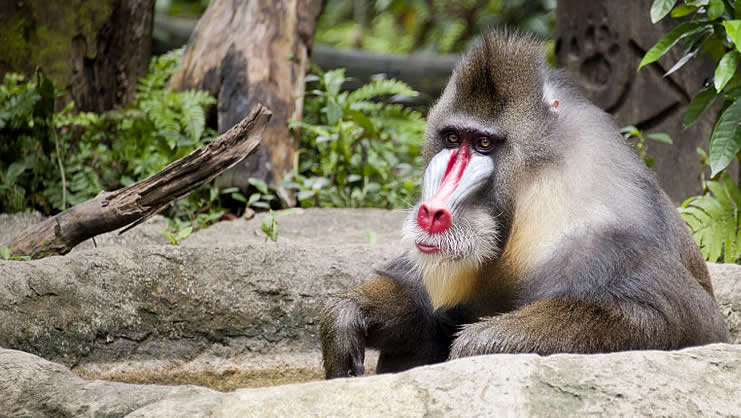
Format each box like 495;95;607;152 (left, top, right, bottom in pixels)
420;258;480;310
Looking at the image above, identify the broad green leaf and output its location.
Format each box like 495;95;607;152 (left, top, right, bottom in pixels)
691;195;725;217
714;51;741;92
247;193;261;206
721;172;741;206
323;69;346;97
296;190;315;201
707;0;725;19
0;246;10;260
304;74;320;83
620;125;640;137
326;100;342;125
708;221;724;262
709;99;741;176
344;108;376;136
651;0;679;23
231;192;247;203
647;133;673;144
161;230;178;245
723;20;741;51
175;226;193;242
707;180;732;208
683;86;717;129
248;177;269;194
663;42;702;77
638;22;711;70
723;215;739;263
671;4;698;17
6;162;27;184
679;210;704;230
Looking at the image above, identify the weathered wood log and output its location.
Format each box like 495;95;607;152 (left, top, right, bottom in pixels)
7;105;271;259
168;0;323;197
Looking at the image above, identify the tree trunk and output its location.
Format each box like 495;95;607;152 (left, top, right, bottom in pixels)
169;0;323;199
0;0;155;112
153;15;457;105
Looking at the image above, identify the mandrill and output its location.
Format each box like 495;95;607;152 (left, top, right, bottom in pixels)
320;30;731;378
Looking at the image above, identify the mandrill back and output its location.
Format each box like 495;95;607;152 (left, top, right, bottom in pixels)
320;30;730;379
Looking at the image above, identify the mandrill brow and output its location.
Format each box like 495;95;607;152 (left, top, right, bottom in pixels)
319;30;731;379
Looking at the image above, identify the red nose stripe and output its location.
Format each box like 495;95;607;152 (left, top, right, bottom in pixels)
435;145;471;203
416;146;471;234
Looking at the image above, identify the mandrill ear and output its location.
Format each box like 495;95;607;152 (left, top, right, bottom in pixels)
543;82;559;114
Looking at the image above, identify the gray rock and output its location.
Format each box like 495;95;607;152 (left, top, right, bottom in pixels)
710;262;741;344
182;208;409;248
0;348;214;417
0;243;389;365
0;211;45;247
1;344;739;417
0;209;740;415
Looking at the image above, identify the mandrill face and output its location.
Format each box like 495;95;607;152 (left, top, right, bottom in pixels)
402;126;501;266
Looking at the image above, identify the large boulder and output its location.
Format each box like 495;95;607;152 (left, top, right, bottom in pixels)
1;344;739;417
0;208;739;414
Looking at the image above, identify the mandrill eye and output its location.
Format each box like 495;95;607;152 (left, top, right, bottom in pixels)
475;136;495;153
445;132;460;146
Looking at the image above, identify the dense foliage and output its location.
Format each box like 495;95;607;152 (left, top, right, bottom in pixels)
316;0;555;54
641;0;741;263
286;68;426;208
154;0;555;55
0;49;223;232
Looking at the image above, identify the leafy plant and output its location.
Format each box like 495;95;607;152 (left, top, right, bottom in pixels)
679;172;741;263
620;125;673;168
639;0;741;178
315;0;555;55
0;49;223;235
641;0;741;263
287;68;426;209
161;226;193;245
259;208;296;242
261;209;279;242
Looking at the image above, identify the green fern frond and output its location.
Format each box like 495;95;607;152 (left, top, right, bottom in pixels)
180;90;216;141
679;173;741;263
136;48;184;99
347;79;419;103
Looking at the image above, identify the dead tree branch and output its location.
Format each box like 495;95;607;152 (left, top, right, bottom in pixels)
7;104;271;259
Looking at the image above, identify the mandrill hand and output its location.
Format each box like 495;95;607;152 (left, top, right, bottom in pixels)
320;298;367;378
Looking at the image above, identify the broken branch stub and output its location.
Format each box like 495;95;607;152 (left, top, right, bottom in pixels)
7;104;271;259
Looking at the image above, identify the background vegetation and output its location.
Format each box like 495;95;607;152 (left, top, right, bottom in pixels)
2;0;740;263
640;0;741;263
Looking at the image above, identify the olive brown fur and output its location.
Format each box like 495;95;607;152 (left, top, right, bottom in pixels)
319;30;730;378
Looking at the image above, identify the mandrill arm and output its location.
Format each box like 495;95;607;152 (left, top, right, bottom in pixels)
450;251;731;358
320;266;454;378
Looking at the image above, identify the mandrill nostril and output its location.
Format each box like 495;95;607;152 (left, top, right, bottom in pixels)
417;203;451;234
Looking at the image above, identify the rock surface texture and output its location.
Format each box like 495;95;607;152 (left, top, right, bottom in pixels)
1;344;739;417
0;209;740;416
